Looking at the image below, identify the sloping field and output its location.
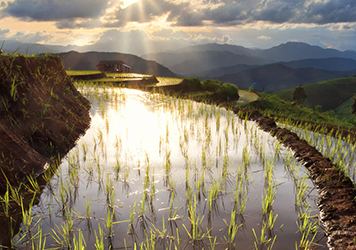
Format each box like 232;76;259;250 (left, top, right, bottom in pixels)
274;77;356;111
335;97;353;118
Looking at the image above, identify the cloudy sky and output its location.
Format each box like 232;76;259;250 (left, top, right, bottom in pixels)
0;0;355;55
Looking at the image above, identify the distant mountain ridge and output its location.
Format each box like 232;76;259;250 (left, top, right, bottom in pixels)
280;57;356;71
167;51;271;76
198;57;356;79
4;40;356;91
143;42;356;77
56;51;176;77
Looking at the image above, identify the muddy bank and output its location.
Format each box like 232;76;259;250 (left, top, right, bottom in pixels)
71;72;107;80
229;108;356;250
0;55;91;193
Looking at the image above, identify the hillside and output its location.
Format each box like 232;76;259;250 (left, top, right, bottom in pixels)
280;57;356;71
0;55;91;192
55;51;177;77
335;98;353;119
218;64;356;92
198;64;257;78
273;77;356;112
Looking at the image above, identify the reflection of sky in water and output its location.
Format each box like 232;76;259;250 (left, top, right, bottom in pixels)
21;87;327;249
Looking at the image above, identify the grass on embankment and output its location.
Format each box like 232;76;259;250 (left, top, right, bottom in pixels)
334;97;354;119
273;77;356;113
244;92;356;129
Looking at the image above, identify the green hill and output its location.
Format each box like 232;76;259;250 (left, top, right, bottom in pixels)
335;97;354;119
273;77;356;112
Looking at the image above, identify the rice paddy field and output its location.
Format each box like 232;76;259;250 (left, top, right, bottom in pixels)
0;82;333;249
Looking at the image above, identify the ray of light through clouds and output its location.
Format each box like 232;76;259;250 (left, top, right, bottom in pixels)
0;0;355;54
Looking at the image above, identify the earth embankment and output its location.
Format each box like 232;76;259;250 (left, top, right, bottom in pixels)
0;55;91;193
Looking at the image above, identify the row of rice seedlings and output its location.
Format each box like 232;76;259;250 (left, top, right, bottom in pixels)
281;119;356;181
283;148;321;249
262;160;276;215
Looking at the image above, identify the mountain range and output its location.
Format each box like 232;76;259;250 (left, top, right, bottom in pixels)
143;42;356;76
3;40;356;92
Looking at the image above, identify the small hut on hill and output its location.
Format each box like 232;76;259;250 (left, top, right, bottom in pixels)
96;60;131;73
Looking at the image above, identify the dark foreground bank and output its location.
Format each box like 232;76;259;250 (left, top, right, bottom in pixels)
0;55;91;193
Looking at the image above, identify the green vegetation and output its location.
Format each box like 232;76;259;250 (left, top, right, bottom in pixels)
351;95;356;116
245;92;355;128
66;70;101;76
334;97;353;119
274;77;356;114
292;85;307;105
177;78;240;102
156;77;182;86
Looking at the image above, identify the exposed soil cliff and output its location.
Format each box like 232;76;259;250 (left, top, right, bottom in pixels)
0;55;91;193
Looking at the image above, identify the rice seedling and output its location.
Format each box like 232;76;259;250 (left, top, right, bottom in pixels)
20;193;37;233
0;187;11;217
94;224;105;250
207;180;220;214
296;222;319;250
164;150;172;176
222;209;241;248
25;175;41;194
261;185;276;215
73;229;86;250
252;223;277;250
51;210;74;249
183;196;207;244
84;194;91;219
233;180;248;215
28;228;46;250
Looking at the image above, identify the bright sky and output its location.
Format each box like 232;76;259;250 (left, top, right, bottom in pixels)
0;0;356;55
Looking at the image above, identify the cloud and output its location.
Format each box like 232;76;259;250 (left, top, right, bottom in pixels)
1;0;110;21
0;28;9;37
10;31;53;43
257;35;271;40
113;0;203;26
2;0;356;31
302;0;356;24
151;29;190;39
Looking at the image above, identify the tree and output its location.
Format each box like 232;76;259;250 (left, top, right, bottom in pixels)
351;95;356;115
292;85;308;105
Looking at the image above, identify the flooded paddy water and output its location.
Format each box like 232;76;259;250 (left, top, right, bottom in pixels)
4;85;328;249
